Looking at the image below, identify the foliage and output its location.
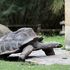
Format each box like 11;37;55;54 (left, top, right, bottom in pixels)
0;0;64;30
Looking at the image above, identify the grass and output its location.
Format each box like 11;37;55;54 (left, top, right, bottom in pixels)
0;35;68;70
43;35;64;47
0;60;70;70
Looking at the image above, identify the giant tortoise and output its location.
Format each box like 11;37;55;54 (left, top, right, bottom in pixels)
0;28;62;61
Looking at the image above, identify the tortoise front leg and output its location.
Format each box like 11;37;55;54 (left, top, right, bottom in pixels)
19;45;34;61
42;48;55;56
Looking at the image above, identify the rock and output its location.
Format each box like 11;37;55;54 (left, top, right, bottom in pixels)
60;21;65;35
0;24;12;37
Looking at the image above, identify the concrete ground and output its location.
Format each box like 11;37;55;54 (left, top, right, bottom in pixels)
26;48;70;65
9;48;70;65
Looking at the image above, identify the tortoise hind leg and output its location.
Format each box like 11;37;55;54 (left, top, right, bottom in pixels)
42;48;55;56
0;54;10;59
18;45;34;61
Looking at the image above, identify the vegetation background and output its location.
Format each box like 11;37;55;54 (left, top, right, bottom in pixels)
0;0;64;32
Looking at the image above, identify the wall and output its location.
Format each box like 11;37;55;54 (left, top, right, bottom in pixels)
65;0;70;49
65;0;70;26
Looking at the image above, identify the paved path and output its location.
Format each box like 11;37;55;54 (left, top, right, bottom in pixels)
26;48;70;65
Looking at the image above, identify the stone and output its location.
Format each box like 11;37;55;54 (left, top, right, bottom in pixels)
0;24;11;37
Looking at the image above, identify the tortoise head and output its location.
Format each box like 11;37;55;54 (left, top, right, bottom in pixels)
53;42;63;48
47;42;63;48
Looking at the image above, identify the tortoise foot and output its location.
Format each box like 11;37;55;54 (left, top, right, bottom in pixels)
42;48;55;56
